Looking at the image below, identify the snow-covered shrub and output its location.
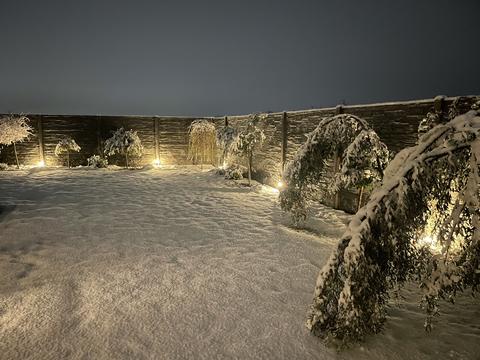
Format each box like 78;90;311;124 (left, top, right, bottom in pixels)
280;114;389;224
0;163;8;171
188;119;217;169
216;165;244;180
87;155;108;168
306;108;480;344
104;127;143;168
216;125;237;168
232;114;266;186
223;164;244;180
0;115;32;168
54;136;81;168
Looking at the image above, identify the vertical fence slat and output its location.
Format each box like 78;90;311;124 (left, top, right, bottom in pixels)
96;116;103;155
37;116;45;165
154;117;160;161
281;111;288;172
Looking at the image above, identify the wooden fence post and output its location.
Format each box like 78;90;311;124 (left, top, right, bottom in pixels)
96;116;103;155
434;95;445;114
281;111;288;173
37;116;45;165
154;117;160;161
224;115;228;127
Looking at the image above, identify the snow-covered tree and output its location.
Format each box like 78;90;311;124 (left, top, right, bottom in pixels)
233;114;266;186
280;114;389;224
306;108;480;344
418;97;462;136
187;119;217;169
104;127;143;168
54;136;81;168
216;125;237;168
0;115;33;168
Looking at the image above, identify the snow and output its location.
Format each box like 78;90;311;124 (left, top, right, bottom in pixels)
0;167;479;359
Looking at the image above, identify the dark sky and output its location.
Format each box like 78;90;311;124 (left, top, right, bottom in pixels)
1;0;479;116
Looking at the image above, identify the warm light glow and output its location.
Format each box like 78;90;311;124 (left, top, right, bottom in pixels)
36;160;45;167
419;235;435;246
277;181;284;189
260;185;279;195
418;234;442;254
152;158;161;167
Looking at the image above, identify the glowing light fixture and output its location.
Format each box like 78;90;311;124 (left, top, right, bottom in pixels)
418;234;442;254
276;181;284;189
152;158;161;167
36;160;45;167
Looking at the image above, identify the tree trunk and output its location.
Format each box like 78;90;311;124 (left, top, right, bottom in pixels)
333;152;341;209
67;151;70;168
125;152;129;169
248;153;252;186
357;186;364;212
13;142;19;169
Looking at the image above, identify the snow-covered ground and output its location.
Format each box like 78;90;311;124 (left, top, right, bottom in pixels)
0;167;479;360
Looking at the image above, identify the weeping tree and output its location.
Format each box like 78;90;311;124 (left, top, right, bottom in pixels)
216;125;237;168
306;108;480;344
279;114;389;224
104;127;143;169
233;114;266;186
187;119;217;169
0;115;33;168
55;136;81;168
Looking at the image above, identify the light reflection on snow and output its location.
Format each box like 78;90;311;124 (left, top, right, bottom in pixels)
260;185;279;195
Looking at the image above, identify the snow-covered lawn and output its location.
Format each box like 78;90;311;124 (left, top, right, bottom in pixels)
0;167;478;359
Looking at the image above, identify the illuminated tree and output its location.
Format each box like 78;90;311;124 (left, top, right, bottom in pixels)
216;125;237;168
280;114;389;224
0;115;32;168
187;120;217;170
55;136;81;168
233;114;266;186
104;127;143;168
306;108;480;344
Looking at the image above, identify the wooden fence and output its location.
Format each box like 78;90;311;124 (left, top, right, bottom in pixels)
1;95;477;213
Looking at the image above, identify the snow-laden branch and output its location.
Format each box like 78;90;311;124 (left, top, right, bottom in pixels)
0;115;32;146
280;114;389;223
0;115;33;168
104;127;143;168
232;114;266;185
55;136;81;168
216;125;237;167
187;120;217;168
306;110;480;343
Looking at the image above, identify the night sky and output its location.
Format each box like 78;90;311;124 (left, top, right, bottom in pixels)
1;0;479;116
